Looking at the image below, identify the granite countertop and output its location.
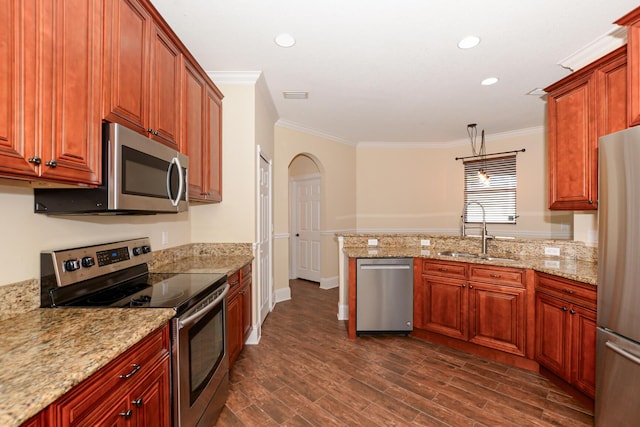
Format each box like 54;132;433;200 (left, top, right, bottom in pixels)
151;254;253;276
343;247;597;285
0;308;175;427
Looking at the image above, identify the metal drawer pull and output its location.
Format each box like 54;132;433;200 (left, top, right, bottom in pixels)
570;309;576;315
120;410;133;418
562;306;568;312
132;398;143;407
489;273;501;278
438;268;448;272
606;341;640;365
469;285;473;289
563;289;575;294
119;363;141;379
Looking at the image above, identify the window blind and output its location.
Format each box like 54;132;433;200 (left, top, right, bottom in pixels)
463;155;517;224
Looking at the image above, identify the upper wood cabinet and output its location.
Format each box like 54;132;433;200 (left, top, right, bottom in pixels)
182;58;223;203
617;7;640;126
103;0;181;148
545;47;627;210
0;0;101;185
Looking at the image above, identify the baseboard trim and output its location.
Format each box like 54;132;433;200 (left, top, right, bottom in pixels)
337;303;349;321
320;276;338;290
274;287;291;303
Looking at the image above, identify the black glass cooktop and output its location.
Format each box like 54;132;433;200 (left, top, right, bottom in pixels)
61;272;227;315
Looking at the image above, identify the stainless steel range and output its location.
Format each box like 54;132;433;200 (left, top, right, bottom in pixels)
40;237;229;427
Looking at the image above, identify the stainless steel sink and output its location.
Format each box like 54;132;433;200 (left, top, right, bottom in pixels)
437;251;480;258
437;251;517;262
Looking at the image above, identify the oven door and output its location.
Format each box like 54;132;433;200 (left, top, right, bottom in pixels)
173;284;229;427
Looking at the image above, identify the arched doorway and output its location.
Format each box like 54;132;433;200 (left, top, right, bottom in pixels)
289;154;321;282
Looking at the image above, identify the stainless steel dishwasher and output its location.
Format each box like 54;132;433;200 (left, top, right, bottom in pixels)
356;258;413;334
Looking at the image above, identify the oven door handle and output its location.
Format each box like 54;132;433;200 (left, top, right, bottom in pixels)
178;284;229;330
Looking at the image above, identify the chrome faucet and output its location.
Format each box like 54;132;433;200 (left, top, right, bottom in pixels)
461;201;493;256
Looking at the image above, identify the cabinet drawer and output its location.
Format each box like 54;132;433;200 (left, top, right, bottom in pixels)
422;260;466;279
536;273;596;309
228;270;241;296
240;263;251;279
469;265;524;288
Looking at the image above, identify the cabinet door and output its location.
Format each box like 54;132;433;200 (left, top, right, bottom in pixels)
619;11;640;126
468;282;525;356
547;73;597;210
40;0;102;185
182;60;206;201
104;0;150;134
241;277;252;340
227;293;242;369
535;293;570;381
596;49;627;137
148;23;181;148
570;305;597;398
130;358;171;427
416;275;467;340
0;0;39;179
203;84;223;202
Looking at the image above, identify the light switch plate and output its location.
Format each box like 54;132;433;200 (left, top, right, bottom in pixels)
544;247;560;256
367;239;378;246
420;239;430;246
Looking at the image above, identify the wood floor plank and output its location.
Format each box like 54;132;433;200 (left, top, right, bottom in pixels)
216;279;593;426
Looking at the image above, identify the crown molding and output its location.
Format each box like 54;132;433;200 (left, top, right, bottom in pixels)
275;120;356;146
207;71;262;84
357;126;544;149
558;25;627;72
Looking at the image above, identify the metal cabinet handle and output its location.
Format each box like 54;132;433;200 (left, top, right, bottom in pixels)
119;363;141;379
588;200;593;204
120;410;133;418
563;289;575;295
27;157;41;165
462;284;466;288
489;273;501;278
45;159;57;168
562;306;568;312
438;268;448;272
132;397;143;407
469;285;473;289
570;309;576;315
239;290;246;295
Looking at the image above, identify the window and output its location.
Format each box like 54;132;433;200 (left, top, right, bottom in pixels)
463;155;517;224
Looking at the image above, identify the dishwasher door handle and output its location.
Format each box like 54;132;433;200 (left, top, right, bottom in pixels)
359;264;411;270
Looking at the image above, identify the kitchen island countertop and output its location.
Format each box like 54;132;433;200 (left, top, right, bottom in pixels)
0;308;175;427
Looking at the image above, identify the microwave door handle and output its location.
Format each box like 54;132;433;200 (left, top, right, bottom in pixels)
166;157;184;207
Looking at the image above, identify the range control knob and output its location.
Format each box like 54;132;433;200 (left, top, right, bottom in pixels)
64;259;80;272
81;256;95;268
132;247;143;256
141;245;151;254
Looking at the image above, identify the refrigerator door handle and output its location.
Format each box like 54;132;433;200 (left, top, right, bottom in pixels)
606;340;640;365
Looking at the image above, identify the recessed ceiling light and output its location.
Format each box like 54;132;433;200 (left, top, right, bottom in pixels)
481;77;499;86
458;36;480;49
283;91;308;99
274;33;296;48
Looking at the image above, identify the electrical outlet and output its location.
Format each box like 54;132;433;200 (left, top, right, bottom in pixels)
544;247;560;256
367;239;378;246
162;231;169;245
420;239;431;246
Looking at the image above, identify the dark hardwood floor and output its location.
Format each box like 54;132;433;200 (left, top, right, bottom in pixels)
216;279;594;426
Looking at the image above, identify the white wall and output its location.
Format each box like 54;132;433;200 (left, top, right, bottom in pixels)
0;182;190;285
356;127;573;238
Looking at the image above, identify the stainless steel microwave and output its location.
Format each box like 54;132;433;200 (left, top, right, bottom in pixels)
34;123;188;215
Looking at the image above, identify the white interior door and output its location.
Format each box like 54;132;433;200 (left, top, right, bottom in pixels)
258;155;272;323
294;177;321;282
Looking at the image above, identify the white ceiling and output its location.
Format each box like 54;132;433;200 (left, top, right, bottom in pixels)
150;0;638;144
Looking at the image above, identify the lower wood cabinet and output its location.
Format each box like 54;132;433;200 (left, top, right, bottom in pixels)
415;259;527;357
47;323;171;427
227;262;252;369
535;273;597;398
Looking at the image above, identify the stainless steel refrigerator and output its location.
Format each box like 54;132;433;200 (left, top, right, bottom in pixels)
597;126;640;426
